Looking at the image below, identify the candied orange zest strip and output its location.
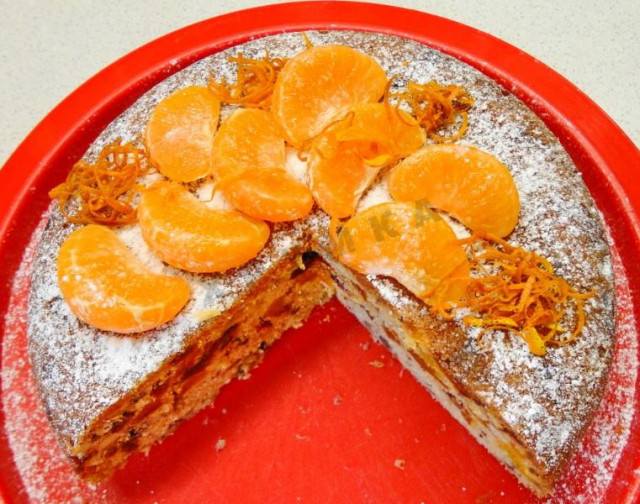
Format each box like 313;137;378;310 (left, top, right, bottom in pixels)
208;51;287;110
49;140;151;226
328;215;347;254
301;32;314;49
362;153;394;168
385;78;474;142
299;108;400;172
383;75;415;128
430;232;594;356
297;111;356;161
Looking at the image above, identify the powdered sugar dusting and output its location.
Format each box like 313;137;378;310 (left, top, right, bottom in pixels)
194;182;235;210
357;175;392;212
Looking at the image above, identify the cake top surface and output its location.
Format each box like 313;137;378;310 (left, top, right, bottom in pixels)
27;30;615;473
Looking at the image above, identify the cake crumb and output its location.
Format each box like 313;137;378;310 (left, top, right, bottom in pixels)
333;395;343;406
364;428;372;437
215;438;226;452
476;491;495;503
394;459;406;470
295;433;310;441
360;342;370;351
369;360;384;368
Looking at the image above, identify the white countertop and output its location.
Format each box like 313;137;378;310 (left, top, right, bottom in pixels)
0;0;637;169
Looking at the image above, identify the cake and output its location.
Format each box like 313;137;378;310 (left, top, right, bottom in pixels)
26;31;615;498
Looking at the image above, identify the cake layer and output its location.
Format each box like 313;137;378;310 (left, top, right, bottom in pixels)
71;259;334;482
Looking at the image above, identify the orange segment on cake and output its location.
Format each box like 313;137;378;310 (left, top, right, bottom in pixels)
308;143;380;218
211;108;285;181
211;108;313;222
57;225;190;333
137;181;270;273
220;167;314;222
335;201;469;303
333;103;426;160
388;144;520;237
308;103;425;218
145;85;220;182
272;44;387;147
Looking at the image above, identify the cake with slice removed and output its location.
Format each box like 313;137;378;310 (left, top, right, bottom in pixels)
26;31;615;497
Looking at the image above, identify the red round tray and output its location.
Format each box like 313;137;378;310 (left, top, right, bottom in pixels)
1;3;639;503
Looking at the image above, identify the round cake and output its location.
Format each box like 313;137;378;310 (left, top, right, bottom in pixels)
26;31;615;498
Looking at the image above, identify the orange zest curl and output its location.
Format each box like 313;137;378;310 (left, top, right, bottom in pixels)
431;233;594;356
301;32;314;49
49;140;150;226
297;108;401;171
208;51;287;110
297;111;356;162
328;215;347;252
385;78;474;142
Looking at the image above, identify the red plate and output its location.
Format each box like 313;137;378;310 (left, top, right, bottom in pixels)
1;3;639;503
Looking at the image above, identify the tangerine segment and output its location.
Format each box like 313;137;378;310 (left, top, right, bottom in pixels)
388;145;520;237
138;182;270;273
335;103;426;160
309;144;380;219
336;201;469;303
211;108;285;181
145;86;221;182
272;45;387;147
220;168;313;222
57;225;190;334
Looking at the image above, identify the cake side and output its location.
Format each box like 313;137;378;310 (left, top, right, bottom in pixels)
322;245;610;496
333;283;556;495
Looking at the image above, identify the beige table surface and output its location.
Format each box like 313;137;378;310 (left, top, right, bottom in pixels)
0;0;638;169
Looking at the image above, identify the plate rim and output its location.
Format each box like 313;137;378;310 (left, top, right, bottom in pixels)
1;2;639;502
